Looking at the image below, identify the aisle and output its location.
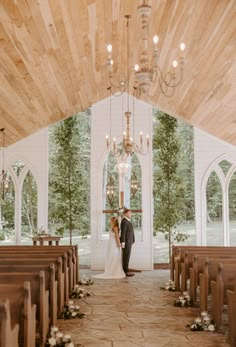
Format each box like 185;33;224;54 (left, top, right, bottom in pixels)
57;270;230;347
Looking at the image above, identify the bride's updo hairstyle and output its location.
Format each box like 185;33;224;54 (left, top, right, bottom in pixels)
110;216;119;230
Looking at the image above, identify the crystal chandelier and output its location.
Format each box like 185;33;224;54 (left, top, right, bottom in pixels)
0;128;9;200
106;0;186;98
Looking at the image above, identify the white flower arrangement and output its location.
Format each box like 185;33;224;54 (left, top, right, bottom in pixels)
45;326;82;346
78;275;94;286
174;291;193;307
58;300;85;320
160;279;176;291
188;311;216;332
70;284;91;299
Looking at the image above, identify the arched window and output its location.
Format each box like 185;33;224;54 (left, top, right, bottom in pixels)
102;153;119;237
21;170;38;240
0;172;14;243
130;154;142;241
206;170;223;245
229;170;236;245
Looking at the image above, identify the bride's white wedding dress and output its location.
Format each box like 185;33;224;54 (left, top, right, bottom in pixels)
94;230;125;279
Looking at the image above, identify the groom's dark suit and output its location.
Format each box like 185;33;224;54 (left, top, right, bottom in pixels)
120;217;135;274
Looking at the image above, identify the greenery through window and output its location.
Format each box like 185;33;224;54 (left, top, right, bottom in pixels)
48;110;91;244
219;159;232;176
0;173;14;241
206;171;223;245
21;171;38;238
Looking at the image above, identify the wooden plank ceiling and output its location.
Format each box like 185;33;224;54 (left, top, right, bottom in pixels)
0;0;235;146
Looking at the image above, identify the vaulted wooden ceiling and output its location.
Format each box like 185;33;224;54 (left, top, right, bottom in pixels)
0;0;235;146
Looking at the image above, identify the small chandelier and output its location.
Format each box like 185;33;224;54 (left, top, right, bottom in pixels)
0;128;8;200
106;0;186;98
106;175;115;206
130;171;138;198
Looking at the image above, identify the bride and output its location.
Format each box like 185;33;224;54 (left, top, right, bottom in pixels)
94;216;125;279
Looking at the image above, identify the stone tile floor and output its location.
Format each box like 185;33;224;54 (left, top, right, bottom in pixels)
57;269;231;347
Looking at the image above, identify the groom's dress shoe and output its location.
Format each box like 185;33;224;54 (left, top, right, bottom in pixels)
126;272;135;277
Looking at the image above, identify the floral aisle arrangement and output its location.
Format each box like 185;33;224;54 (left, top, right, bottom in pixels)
187;311;216;332
58;300;85;320
45;326;82;347
70;285;91;299
174;291;193;307
160;279;176;291
78;275;94;286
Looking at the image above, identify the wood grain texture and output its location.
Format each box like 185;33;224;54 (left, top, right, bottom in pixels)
0;0;235;146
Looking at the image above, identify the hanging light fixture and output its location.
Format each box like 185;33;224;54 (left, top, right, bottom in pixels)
134;0;186;97
105;15;150;161
106;0;186;98
130;171;138;198
0;128;9;200
106;175;115;206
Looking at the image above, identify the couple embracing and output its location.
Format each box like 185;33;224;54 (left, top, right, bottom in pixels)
94;209;135;279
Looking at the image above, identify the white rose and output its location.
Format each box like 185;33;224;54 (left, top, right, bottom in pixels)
75;305;80;310
68;300;74;306
66;343;74;347
63;334;71;342
50;326;58;334
195;318;201;323
179;296;184;300
48;337;57;346
71;311;77;317
208;324;215;332
191;324;197;329
183;291;188;296
201;311;207;317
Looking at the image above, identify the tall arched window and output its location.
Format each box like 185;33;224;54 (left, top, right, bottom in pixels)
102;153;119;238
21;170;38;240
130;154;142;241
229;170;236;245
206;170;223;245
0;172;15;243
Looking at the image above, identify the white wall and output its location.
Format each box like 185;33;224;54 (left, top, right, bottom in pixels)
90;94;153;270
194;127;236;245
1;129;48;243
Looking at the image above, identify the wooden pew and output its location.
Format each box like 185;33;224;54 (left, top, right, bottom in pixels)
227;286;236;346
210;264;236;330
0;267;57;327
180;248;236;291
172;245;236;288
199;258;236;312
0;259;64;312
0;299;19;347
189;254;236;303
0;256;68;304
0;281;36;347
0;245;79;285
0;247;76;293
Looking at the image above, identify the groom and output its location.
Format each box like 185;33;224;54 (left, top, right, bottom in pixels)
120;208;135;277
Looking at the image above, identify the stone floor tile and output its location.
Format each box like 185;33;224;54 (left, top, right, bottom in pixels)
56;269;231;347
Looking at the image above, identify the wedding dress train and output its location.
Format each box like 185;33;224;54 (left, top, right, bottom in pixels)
94;230;125;279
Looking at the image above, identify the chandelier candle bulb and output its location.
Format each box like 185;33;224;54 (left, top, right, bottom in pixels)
172;60;178;68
